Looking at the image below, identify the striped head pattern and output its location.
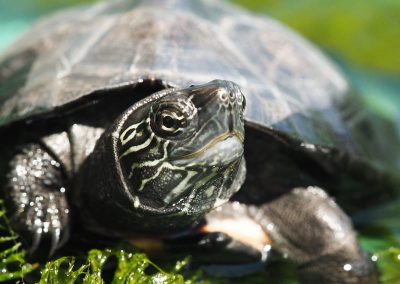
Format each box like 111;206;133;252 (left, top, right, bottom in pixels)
112;80;246;229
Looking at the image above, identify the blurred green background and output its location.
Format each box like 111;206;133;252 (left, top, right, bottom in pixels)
0;0;399;282
235;0;400;126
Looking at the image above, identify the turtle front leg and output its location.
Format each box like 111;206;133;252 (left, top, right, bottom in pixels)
5;143;70;257
249;186;377;284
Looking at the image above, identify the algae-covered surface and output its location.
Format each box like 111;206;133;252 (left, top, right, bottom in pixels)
0;0;399;283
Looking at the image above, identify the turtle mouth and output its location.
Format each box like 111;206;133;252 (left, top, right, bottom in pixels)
171;132;244;166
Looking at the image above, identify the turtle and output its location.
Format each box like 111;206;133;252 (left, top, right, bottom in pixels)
0;0;399;283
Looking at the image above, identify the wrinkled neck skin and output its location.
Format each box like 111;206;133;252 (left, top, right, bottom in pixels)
77;81;246;236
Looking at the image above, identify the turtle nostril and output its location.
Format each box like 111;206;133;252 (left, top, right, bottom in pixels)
219;91;228;103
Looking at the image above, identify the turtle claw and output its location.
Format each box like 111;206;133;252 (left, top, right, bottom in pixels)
10;195;70;258
49;228;61;258
24;213;67;258
30;226;43;255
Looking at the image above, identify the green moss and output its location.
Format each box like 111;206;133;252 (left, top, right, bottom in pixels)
0;200;37;281
39;249;190;284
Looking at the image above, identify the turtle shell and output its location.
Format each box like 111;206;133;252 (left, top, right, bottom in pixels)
0;0;399;172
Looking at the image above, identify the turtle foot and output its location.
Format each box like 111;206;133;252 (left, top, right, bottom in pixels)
5;143;70;258
27;195;70;258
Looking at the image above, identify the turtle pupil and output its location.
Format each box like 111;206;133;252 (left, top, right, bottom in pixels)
162;115;176;130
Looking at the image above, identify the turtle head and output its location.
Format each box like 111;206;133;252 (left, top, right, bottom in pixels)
106;80;246;232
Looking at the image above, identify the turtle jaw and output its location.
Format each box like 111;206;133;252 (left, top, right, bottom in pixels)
170;132;244;167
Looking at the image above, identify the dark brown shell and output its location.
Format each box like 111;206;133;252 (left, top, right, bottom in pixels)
0;0;399;172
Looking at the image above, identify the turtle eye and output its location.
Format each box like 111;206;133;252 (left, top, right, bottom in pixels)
151;95;198;140
154;107;185;136
160;112;179;131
